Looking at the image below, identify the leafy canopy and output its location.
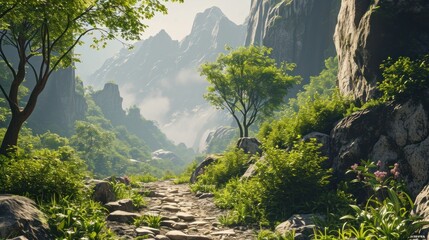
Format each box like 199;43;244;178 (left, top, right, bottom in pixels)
200;46;301;137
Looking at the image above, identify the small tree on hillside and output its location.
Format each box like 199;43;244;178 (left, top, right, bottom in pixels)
200;46;301;138
0;0;182;154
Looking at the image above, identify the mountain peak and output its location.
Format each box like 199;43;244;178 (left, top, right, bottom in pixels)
191;6;227;31
152;29;172;40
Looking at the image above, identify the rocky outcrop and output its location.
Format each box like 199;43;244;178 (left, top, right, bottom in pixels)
237;137;262;155
302;132;331;157
190;156;220;183
92;180;116;204
92;83;126;125
152;149;181;162
246;0;340;81
0;195;51;239
199;126;237;154
330;98;429;197
334;0;429;101
27;67;87;136
275;214;318;240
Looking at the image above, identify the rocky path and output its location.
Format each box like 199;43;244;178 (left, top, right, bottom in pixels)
108;180;257;240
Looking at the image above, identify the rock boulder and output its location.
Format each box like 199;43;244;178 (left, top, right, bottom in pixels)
330;98;429;197
0;195;51;239
190;155;220;183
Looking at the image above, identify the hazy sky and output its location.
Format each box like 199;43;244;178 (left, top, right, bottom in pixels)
76;0;250;82
140;0;251;40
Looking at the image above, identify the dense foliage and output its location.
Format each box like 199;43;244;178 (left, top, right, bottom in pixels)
259;57;351;148
201;46;301;138
378;55;429;101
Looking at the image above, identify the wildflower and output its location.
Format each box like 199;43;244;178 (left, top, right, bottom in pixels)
374;171;388;182
376;160;382;168
351;163;359;171
390;163;400;179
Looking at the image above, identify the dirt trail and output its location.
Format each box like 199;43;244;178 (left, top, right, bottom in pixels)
109;180;257;239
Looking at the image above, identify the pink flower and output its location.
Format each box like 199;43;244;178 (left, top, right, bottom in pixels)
374;171;388;182
351;163;359;171
377;160;382;168
390;163;400;179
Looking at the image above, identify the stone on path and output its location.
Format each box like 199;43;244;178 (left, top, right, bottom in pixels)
198;193;214;199
135;227;155;237
105;199;134;212
155;235;170;240
165;230;188;240
190;221;209;226
172;222;188;230
136;226;160;235
107;210;141;223
211;229;236;236
176;212;195;222
162;205;181;212
187;235;213;240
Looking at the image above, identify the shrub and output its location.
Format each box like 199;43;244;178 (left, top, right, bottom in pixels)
259;91;350;149
191;149;251;191
214;141;332;225
378;55;429;101
42;196;115;240
134;214;162;228
314;161;429;239
0;147;86;201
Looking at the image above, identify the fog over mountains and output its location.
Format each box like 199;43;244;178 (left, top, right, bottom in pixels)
85;7;246;148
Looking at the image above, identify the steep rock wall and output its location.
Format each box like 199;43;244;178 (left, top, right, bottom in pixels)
28;67;87;136
245;0;340;80
334;0;429;101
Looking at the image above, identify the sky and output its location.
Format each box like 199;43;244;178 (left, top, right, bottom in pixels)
75;0;251;82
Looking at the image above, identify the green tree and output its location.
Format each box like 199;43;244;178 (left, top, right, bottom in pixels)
200;46;300;138
0;0;182;154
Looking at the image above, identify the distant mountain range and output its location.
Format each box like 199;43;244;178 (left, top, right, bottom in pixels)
88;7;247;148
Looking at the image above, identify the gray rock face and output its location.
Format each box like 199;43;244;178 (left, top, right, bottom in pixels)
92;83;126;125
27;67;87;136
0;195;51;239
199;126;237;154
246;0;340;81
302;132;331;157
237;137;262;155
92;180;116;204
330;99;429;197
190;156;220;183
334;0;429;101
275;214;318;240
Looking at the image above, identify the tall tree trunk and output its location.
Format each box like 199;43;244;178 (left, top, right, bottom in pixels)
244;126;249;138
0;114;25;155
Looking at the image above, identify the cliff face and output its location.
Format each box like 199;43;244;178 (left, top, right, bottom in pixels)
334;0;429;101
245;0;340;80
27;67;87;136
92;83;126;125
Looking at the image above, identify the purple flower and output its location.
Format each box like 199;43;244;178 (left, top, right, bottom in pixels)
374;171;388;182
351;163;359;171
